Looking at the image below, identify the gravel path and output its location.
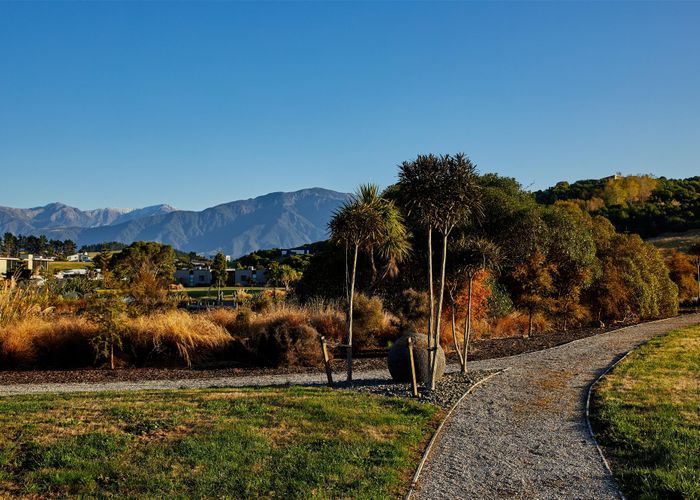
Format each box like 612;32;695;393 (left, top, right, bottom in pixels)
413;314;700;500
0;367;395;396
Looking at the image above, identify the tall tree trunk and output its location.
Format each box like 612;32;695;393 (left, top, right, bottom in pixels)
450;304;464;369
110;342;115;371
461;274;474;374
346;244;359;383
369;248;377;287
427;228;434;369
429;232;449;390
344;243;350;303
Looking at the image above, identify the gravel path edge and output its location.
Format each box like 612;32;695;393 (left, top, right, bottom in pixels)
585;347;640;500
405;368;510;500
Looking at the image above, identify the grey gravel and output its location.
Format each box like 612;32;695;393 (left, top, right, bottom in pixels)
0;368;393;396
413;313;700;500
341;370;498;410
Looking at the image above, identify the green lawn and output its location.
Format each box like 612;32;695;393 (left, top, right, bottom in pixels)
0;386;439;498
48;261;93;272
591;325;700;499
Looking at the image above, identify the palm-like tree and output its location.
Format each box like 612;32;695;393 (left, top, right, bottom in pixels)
450;236;502;372
398;153;482;389
329;184;409;382
355;184;412;285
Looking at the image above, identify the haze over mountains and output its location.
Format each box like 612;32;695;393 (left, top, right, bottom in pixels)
0;188;349;257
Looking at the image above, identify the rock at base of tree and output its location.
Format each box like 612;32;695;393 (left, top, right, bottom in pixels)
387;332;445;384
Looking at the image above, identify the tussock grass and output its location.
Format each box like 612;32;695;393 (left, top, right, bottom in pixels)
125;310;232;367
0;279;52;326
0;316;97;368
591;325;700;499
0;297;398;369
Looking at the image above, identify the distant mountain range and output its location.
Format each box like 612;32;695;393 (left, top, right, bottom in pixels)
0;188;350;257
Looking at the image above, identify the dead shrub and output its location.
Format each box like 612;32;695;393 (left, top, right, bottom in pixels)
250;312;322;368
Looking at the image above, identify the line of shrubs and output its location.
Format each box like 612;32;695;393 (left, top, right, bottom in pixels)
0;292;401;370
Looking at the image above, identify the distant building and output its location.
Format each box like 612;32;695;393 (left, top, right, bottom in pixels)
0;254;51;278
174;266;269;287
56;268;91;279
280;246;312;257
230;267;268;286
175;268;213;287
67;252;92;262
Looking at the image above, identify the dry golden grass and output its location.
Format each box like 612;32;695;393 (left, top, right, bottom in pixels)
0;279;53;326
0;316;98;367
487;311;552;339
202;307;240;331
0;297;397;369
126;310;232;367
647;228;700;256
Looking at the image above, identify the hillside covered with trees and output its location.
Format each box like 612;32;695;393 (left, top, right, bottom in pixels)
535;175;700;238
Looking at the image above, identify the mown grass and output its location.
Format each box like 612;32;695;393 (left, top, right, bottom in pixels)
591;325;700;499
48;261;93;272
0;386;439;498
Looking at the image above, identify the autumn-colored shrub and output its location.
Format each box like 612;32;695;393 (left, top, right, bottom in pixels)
309;307;345;344
440;272;491;349
489;311;552;339
667;250;699;302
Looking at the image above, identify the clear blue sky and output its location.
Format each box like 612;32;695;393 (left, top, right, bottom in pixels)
1;1;698;211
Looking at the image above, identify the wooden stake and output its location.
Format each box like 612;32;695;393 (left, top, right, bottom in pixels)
408;337;418;398
319;336;333;387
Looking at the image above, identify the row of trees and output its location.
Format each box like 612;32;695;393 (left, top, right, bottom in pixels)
1;232;77;258
325;154;684;388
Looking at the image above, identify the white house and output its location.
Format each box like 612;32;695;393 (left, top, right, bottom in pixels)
67;252;91;262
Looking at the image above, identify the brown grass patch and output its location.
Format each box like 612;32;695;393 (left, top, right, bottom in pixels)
125;310;232;367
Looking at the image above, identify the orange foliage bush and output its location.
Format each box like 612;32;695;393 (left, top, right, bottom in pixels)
440;271;491;350
489;311;552;339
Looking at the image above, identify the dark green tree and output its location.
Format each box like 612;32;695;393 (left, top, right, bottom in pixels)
211;252;228;300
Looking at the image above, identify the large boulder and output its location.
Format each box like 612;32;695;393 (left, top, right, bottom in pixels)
387;332;445;384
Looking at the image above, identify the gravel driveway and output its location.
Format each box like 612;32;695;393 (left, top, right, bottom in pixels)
413;314;700;499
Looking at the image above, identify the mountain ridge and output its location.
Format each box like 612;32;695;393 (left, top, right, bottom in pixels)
0;188;350;258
